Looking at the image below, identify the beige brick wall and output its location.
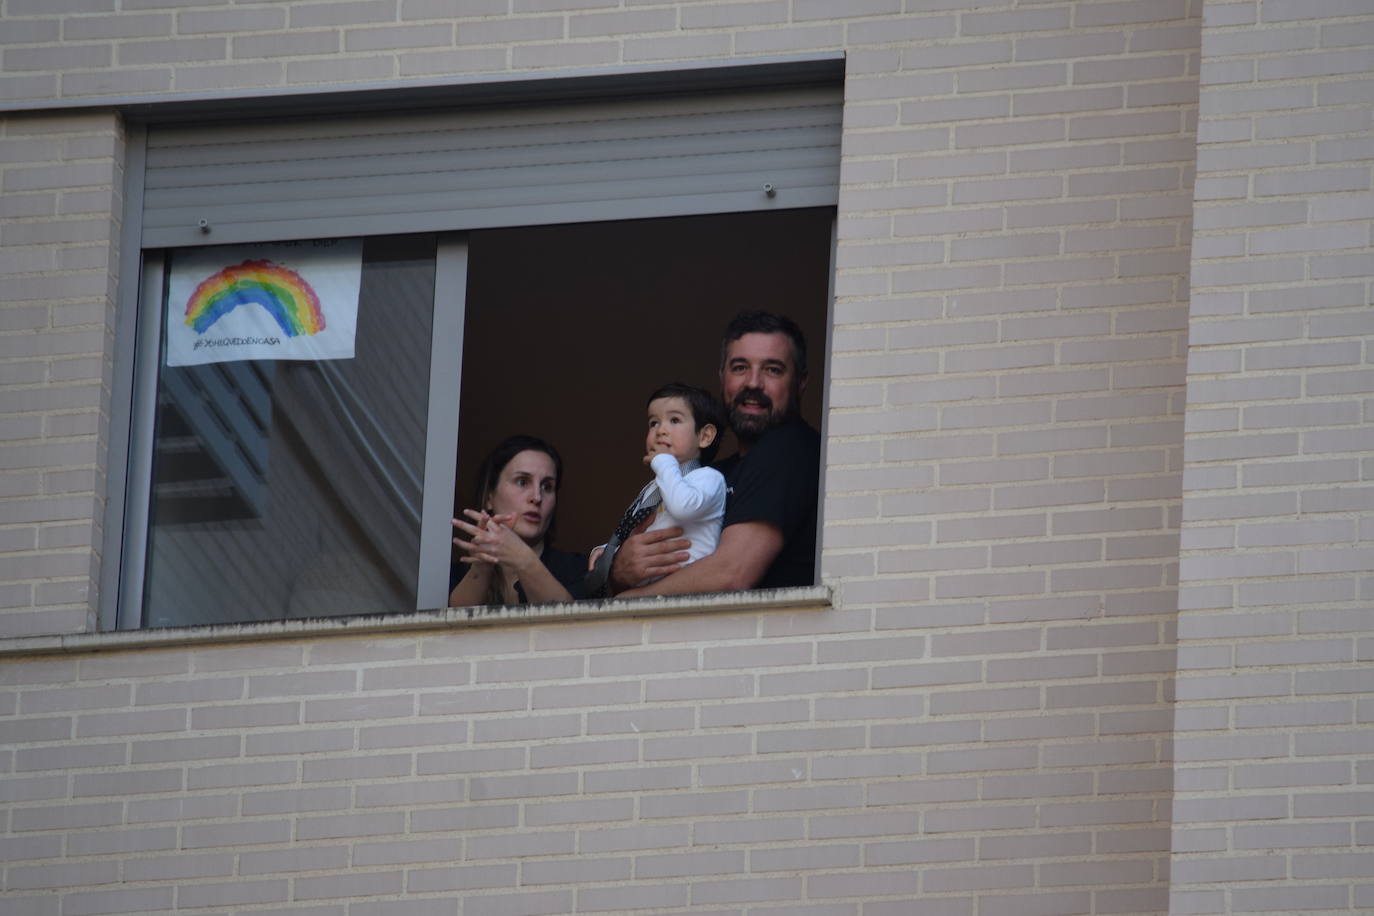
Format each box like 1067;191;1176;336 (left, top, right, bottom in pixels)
0;109;121;639
0;0;1368;913
4;612;1177;914
1173;0;1374;913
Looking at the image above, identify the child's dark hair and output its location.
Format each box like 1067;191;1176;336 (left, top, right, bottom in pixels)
647;382;725;465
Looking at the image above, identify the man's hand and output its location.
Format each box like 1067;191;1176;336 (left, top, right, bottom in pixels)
616;520;785;599
609;518;689;593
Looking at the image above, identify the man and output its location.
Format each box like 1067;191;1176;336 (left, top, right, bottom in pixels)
611;311;821;596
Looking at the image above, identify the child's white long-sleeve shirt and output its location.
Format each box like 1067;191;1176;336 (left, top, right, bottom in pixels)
644;454;727;570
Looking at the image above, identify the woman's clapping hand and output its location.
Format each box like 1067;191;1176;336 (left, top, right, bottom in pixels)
453;510;527;568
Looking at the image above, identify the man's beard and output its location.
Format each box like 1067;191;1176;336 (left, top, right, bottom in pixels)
728;386;795;443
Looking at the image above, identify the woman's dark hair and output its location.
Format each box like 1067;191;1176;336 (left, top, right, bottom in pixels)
646;381;726;465
469;434;563;606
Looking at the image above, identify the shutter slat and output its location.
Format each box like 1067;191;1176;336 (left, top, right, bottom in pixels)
145;100;841;169
145;145;837;217
146;122;839;190
148;166;839;235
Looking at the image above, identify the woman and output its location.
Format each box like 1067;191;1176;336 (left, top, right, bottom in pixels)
448;435;586;607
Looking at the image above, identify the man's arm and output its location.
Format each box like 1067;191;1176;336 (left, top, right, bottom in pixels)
616;520;783;598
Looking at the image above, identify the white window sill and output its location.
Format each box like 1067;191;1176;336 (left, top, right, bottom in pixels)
0;586;831;658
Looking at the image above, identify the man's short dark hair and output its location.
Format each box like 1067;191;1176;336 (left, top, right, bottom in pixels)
719;311;808;378
647;381;726;465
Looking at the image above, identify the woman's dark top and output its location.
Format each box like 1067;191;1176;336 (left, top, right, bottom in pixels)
449;546;588;604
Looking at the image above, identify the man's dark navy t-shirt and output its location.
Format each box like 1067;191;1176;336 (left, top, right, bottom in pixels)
714;416;820;590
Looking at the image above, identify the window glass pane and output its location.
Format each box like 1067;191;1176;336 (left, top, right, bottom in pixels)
141;235;436;628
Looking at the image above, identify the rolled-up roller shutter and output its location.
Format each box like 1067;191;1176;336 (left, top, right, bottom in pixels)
140;85;842;248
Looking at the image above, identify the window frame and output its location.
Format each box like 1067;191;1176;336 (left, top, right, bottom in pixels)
100;59;843;631
107;234;467;629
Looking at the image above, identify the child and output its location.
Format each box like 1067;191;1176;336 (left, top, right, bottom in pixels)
584;382;727;593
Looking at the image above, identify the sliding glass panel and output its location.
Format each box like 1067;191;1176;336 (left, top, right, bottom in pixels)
139;235;436;628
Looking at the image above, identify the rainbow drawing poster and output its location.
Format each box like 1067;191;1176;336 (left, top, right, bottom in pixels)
165;239;362;367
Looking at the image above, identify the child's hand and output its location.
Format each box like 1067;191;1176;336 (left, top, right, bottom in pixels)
643;441;672;465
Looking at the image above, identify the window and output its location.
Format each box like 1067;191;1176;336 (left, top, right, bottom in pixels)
108;75;841;629
458;210;832;554
134;236;446;628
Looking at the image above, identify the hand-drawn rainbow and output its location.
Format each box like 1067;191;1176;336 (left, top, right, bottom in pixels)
183;259;326;338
